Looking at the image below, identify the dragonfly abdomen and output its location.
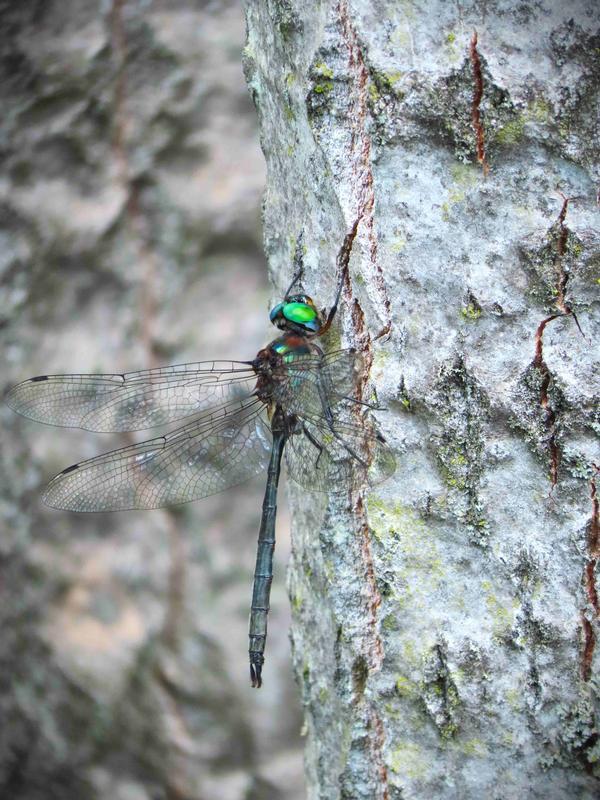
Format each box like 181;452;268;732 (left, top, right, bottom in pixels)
248;417;286;688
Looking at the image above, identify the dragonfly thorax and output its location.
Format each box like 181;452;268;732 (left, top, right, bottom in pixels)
269;294;323;335
253;333;324;408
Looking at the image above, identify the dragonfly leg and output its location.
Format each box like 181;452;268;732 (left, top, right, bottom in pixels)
248;427;286;688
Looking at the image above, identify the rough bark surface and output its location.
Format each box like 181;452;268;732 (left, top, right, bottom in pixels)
1;3;304;799
243;1;600;798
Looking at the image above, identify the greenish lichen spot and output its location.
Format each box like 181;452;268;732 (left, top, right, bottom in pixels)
450;163;479;187
367;497;444;601
527;97;551;122
313;62;334;80
390;237;406;253
460;738;488;757
368;83;380;103
291;587;303;612
389;742;427;780
384;70;403;85
444;30;460;63
395;674;419;699
495;116;526;146
482;582;518;641
460;303;482;321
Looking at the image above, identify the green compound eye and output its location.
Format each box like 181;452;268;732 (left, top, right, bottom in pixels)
283;302;317;325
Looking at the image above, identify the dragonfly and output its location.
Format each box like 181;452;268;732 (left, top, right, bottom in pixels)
6;269;395;688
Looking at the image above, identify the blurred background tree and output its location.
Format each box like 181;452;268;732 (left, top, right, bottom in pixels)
1;2;304;799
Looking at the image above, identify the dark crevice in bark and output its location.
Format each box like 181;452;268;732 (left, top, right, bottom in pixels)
581;466;600;682
553;194;585;336
581;614;595;683
531;195;585;491
532;313;561;490
469;31;489;176
337;0;392;341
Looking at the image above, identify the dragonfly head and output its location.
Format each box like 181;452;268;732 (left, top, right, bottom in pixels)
269;294;322;334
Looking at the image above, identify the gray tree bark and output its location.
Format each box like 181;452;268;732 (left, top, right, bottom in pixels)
243;1;600;798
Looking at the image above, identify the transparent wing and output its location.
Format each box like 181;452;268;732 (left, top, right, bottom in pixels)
42;397;272;512
285;406;396;493
272;348;367;419
321;348;367;402
6;361;257;432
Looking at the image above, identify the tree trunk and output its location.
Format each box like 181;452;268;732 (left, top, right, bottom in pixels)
243;1;600;797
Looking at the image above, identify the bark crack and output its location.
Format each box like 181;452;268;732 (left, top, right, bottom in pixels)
533;315;560;489
469;31;490;176
553;194;584;336
337;0;392;341
581;466;600;682
531;196;581;489
330;7;389;776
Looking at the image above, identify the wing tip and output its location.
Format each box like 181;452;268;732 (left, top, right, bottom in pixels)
5;377;48;417
4;387;26;416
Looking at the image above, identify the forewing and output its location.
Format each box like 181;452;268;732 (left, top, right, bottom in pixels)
6;361;257;432
285;408;395;493
42;398;272;511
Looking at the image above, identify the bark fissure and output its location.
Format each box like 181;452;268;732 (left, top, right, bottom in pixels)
553;195;585;337
532;313;561;489
337;0;392;341
469;31;489;176
582;467;600;681
531;196;584;490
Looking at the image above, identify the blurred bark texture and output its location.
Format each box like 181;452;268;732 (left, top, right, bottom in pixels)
244;1;600;798
1;2;305;800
